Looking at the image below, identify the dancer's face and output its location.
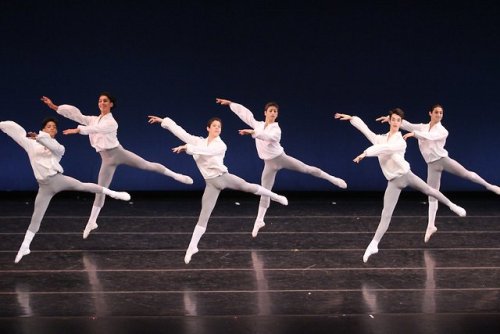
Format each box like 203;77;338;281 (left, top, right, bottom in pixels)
98;95;114;114
207;120;222;138
42;121;58;138
389;113;402;132
429;106;443;124
264;106;278;123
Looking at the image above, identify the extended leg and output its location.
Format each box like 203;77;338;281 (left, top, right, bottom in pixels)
84;158;117;239
407;171;466;217
425;163;443;242
15;186;54;263
254;162;278;237
441;157;500;195
364;180;402;263
185;183;221;264
279;153;347;189
118;147;193;184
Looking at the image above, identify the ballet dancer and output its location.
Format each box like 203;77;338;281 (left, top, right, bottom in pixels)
377;104;500;242
335;109;466;263
147;115;288;264
216;98;347;237
0;118;131;263
41;94;193;239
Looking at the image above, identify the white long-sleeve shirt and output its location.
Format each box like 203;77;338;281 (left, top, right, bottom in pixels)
350;116;410;181
1;121;64;181
56;105;120;152
229;103;284;160
401;120;449;163
160;117;228;179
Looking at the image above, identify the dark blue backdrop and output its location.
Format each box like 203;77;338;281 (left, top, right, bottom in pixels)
1;1;499;191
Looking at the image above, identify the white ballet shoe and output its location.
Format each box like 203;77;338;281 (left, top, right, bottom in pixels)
103;188;131;201
363;241;379;263
184;247;199;264
272;195;288;206
333;177;347;189
15;247;30;263
83;222;98;239
174;174;194;185
252;220;266;238
449;204;466;217
110;191;131;201
487;185;500;195
424;226;438;243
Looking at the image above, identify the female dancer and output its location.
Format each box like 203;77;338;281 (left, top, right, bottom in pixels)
41;94;193;239
335;109;466;263
1;118;130;263
147;115;288;264
377;104;500;242
216;98;347;237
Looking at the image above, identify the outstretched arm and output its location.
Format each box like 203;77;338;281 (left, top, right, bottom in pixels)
375;115;389;123
215;98;231;106
0;121;31;150
335;113;378;144
149;116;201;145
172;144;187;154
353;151;367;164
62;128;81;135
334;113;353;121
403;132;415;140
218;99;258;128
147;115;163;124
41;96;58;111
239;129;255;136
45;100;94;126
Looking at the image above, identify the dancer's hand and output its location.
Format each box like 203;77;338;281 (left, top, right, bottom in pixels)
172;145;187;154
403;132;415;140
26;132;37;139
238;129;254;136
353;152;366;163
63;128;80;135
376;115;389;123
335;113;352;121
215;98;231;106
41;96;58;111
147;115;163;124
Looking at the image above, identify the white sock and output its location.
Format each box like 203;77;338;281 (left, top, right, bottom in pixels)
320;172;347;189
102;187;131;201
15;230;35;263
363;240;379;263
185;225;206;264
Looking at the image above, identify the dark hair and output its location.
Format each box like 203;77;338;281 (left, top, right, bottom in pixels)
429;104;443;112
389;108;405;120
41;117;58;130
99;91;116;110
264;102;279;111
207;117;222;128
